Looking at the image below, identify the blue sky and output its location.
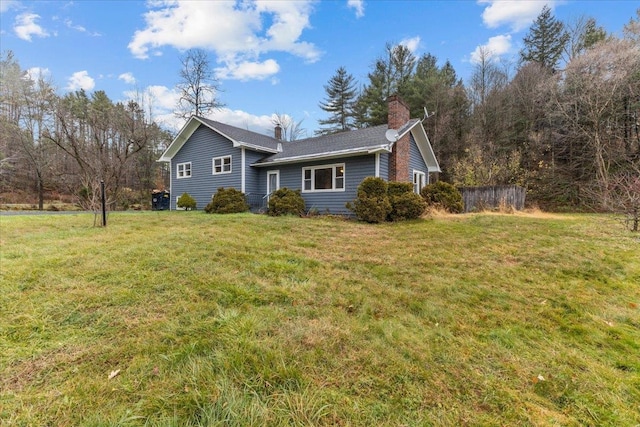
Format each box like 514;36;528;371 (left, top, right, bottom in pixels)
1;0;636;136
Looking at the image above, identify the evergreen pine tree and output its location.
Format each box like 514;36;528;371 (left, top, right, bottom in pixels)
357;43;416;127
316;67;358;135
582;18;607;49
520;5;569;71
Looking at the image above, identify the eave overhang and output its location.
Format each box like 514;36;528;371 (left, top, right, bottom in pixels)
407;120;441;173
233;140;280;154
251;144;392;167
158;116;279;162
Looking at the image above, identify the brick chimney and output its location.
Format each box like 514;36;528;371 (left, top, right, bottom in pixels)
274;124;282;140
387;94;410;182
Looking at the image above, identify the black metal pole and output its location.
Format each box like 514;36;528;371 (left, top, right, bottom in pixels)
101;180;107;227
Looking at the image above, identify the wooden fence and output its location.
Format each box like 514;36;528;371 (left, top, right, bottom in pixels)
460;185;526;213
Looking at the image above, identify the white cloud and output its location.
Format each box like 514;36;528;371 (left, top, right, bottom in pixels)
14;13;50;41
145;85;180;109
400;36;421;53
347;0;364;18
470;34;512;64
124;85;182;130
25;67;51;81
128;0;320;81
210;108;275;134
67;70;95;91
1;0;19;13
64;18;101;36
215;59;280;81
118;72;136;85
478;0;552;32
124;84;277;134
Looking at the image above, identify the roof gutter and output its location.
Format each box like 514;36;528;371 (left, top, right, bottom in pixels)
233;141;280;154
251;145;391;167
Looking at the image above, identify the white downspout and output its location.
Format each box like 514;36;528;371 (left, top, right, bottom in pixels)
241;147;246;193
169;159;173;210
375;153;380;178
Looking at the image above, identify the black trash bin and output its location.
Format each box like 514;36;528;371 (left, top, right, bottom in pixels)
152;190;170;210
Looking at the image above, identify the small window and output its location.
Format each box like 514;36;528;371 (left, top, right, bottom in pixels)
213;156;232;174
302;164;345;192
413;170;426;194
177;162;191;179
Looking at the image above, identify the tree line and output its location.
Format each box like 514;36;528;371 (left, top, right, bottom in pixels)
316;7;639;213
1;7;638;214
0;52;173;210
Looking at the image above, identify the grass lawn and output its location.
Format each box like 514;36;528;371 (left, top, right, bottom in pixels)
1;211;638;426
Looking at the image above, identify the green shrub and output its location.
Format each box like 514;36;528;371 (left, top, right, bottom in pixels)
205;187;249;214
347;177;392;223
388;189;426;221
421;181;463;213
351;196;392;223
349;178;426;222
177;192;197;210
268;188;306;217
358;176;388;198
387;181;414;197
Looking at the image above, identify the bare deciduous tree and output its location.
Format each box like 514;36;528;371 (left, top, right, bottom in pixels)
46;91;162;211
608;164;640;231
563;15;607;62
175;48;223;119
0;51;58;208
271;113;306;141
554;38;640;207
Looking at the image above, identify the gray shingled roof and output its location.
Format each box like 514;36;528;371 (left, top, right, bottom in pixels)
397;119;419;137
198;116;420;165
256;124;395;165
197;117;282;152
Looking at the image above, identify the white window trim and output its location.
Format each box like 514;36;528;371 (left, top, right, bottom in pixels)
413;170;426;194
267;170;280;194
212;155;232;175
177;162;192;179
302;163;345;193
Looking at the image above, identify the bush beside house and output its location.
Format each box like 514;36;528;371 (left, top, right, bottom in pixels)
177;193;197;210
421;181;463;213
348;177;426;223
205;188;249;214
387;182;426;221
268;188;306;217
347;177;392;223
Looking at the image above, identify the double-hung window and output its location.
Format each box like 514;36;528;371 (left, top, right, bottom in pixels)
177;162;191;179
302;163;345;192
212;156;232;174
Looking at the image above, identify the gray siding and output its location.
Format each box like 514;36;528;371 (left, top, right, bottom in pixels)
409;134;429;178
379;152;389;180
171;125;242;209
268;155;377;215
244;149;265;195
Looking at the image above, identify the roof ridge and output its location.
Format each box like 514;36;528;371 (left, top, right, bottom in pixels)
196;116;281;143
291;123;389;144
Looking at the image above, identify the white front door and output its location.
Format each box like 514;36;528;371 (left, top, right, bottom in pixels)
267;170;280;198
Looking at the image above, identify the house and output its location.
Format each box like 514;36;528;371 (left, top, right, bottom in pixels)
158;95;441;214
